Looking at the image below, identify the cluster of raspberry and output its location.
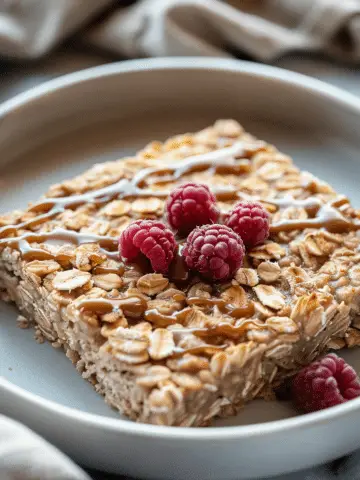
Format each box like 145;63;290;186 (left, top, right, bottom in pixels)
119;182;270;281
118;184;360;412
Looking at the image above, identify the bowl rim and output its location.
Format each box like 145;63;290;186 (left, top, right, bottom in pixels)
2;56;360;440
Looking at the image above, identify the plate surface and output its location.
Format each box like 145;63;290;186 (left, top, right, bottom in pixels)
1;58;360;479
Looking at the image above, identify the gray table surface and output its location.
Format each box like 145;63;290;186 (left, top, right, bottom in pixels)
2;45;360;480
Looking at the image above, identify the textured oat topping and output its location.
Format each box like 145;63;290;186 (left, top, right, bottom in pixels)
1;119;360;427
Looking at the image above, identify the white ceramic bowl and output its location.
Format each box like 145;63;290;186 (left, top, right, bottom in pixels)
1;58;360;480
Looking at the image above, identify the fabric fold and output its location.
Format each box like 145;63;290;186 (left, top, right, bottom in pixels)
0;415;90;480
0;0;360;61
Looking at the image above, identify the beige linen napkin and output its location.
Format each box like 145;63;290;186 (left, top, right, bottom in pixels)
0;0;112;58
0;414;90;480
1;0;360;61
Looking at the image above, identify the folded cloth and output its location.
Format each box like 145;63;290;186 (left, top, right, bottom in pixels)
0;0;112;59
1;0;360;62
0;415;90;480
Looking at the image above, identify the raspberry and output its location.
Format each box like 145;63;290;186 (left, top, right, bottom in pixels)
182;224;245;281
292;353;360;413
119;220;176;274
165;182;219;235
225;201;269;248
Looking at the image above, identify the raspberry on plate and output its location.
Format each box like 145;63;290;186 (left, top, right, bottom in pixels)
292;353;360;413
182;224;245;281
119;220;176;274
165;182;219;235
225;201;269;248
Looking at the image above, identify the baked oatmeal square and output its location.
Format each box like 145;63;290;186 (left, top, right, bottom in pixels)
1;119;360;426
